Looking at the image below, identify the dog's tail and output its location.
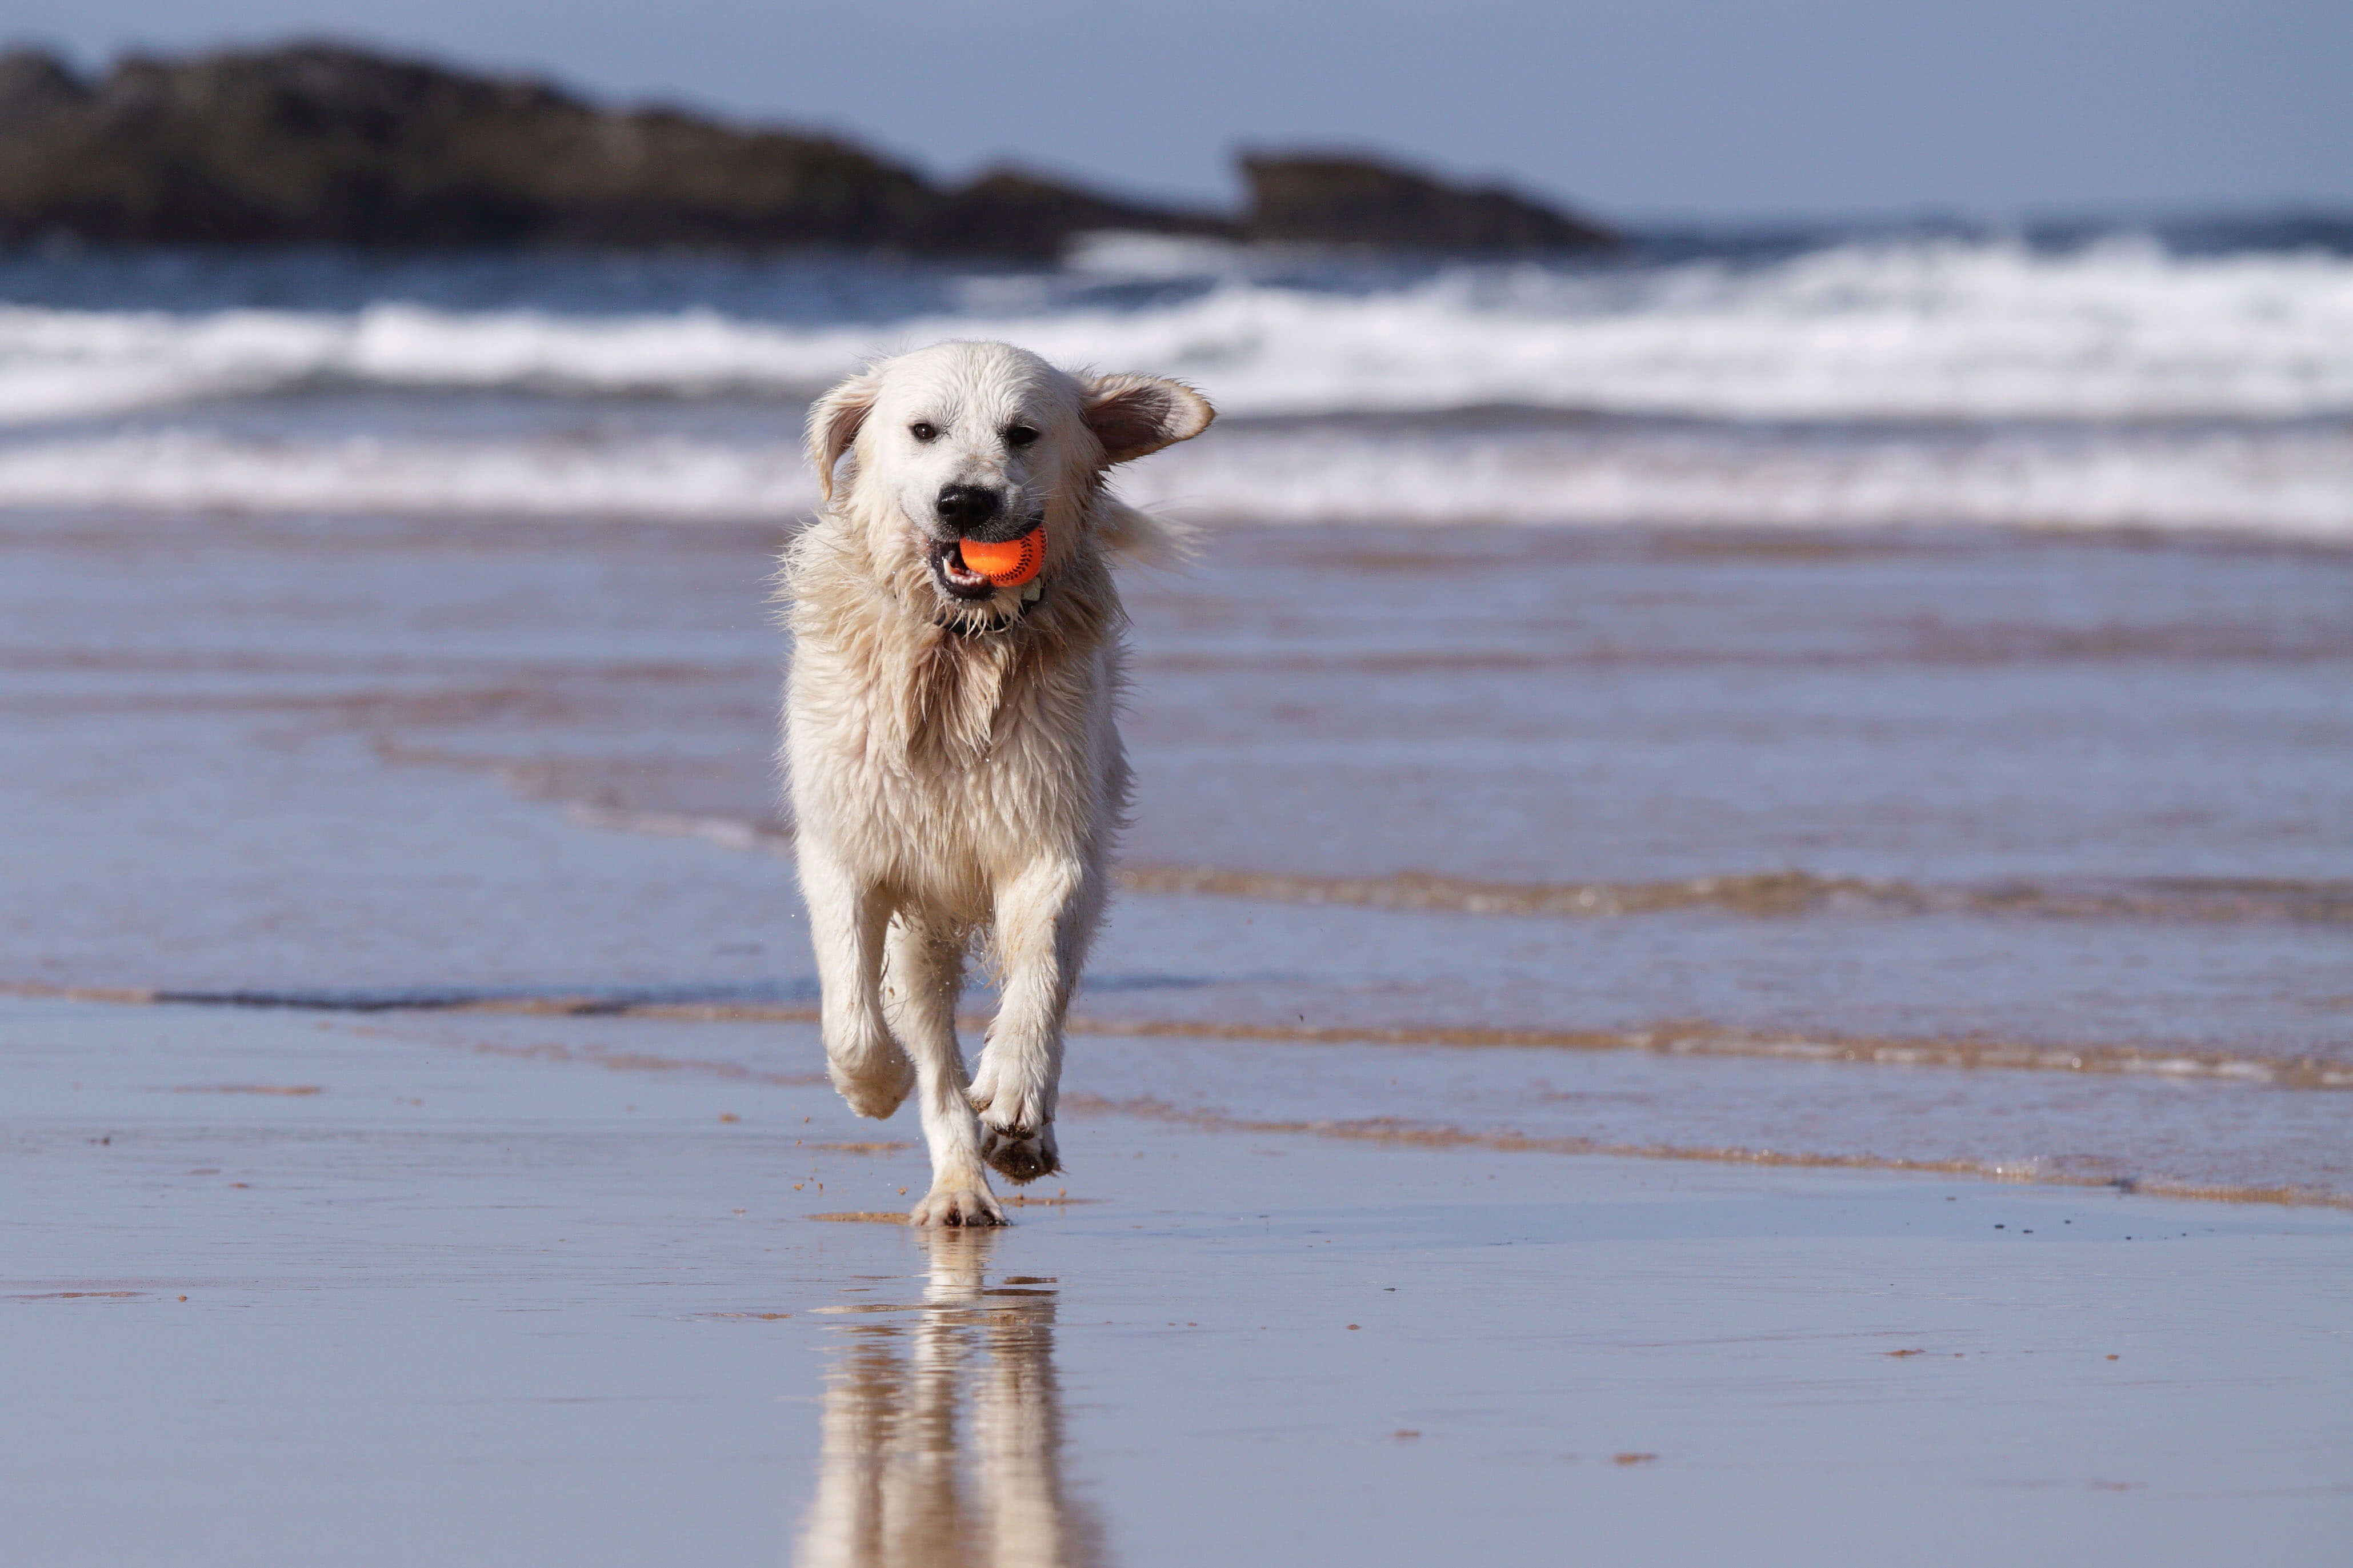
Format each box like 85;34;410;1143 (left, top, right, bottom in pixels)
1096;497;1199;568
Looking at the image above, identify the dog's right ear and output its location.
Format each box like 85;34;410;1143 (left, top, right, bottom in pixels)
1083;374;1216;465
806;368;883;502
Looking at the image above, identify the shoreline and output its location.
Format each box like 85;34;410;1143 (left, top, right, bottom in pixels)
9;985;2344;1210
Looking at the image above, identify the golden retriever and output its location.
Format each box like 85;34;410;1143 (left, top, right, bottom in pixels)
779;340;1212;1225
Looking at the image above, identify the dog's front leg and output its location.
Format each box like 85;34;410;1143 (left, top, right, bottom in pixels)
798;841;915;1119
884;914;1005;1226
969;855;1098;1184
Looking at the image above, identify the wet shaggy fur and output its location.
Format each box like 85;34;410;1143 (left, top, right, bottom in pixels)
779;341;1212;1226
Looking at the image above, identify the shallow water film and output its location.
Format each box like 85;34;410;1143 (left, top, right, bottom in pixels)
8;512;2345;1202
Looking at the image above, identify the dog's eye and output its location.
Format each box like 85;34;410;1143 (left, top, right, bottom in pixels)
1003;425;1039;448
909;422;939;443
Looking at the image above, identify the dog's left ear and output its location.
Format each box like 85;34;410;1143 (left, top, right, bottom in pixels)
1083;374;1215;464
806;367;883;501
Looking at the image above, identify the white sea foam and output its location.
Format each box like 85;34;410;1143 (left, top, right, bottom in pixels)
1126;424;2353;534
6;235;2347;533
4;423;2345;535
0;302;871;423
3;237;2352;424
0;430;817;518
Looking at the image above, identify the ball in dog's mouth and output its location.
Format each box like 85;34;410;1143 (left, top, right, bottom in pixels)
926;527;1042;601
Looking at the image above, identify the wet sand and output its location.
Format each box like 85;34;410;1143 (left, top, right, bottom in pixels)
2;507;2350;1558
6;993;2349;1565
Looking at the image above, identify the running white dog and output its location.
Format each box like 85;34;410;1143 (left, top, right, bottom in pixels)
779;340;1212;1225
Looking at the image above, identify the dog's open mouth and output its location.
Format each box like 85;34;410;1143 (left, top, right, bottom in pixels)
925;532;1037;602
928;536;997;599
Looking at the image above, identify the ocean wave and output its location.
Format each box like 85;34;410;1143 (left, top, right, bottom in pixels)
3;422;2343;535
0;302;872;423
3;236;2351;424
1121;421;2353;534
0;430;817;517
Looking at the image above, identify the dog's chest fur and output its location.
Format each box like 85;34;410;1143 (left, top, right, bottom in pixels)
781;516;1129;904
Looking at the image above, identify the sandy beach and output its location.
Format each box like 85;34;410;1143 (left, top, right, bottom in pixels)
7;994;2349;1565
3;496;2348;1561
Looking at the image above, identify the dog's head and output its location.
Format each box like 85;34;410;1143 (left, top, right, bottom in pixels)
806;341;1212;611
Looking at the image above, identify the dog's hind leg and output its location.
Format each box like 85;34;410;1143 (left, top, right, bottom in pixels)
969;855;1099;1185
799;843;915;1119
884;914;1005;1226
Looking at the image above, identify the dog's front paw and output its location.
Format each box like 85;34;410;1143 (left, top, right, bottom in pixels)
980;1120;1060;1186
825;1028;915;1119
966;1050;1053;1130
909;1181;1007;1228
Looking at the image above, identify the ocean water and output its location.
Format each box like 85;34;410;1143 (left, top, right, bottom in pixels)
1;224;2350;532
1;223;2347;1205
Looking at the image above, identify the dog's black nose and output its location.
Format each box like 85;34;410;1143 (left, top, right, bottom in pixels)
935;485;1003;533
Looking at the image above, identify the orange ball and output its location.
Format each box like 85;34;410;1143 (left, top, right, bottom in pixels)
958;526;1046;587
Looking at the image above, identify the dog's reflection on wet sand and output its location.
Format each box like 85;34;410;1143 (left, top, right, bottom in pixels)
797;1228;1107;1568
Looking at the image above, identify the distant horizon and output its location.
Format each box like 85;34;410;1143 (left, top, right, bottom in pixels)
5;30;2353;243
15;0;2351;223
10;33;2353;236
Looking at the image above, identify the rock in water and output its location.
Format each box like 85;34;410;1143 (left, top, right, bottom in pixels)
0;43;1226;255
1242;151;1616;252
0;45;1616;256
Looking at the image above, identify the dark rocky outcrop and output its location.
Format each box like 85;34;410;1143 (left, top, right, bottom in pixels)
0;49;86;133
0;43;1227;255
1241;151;1615;251
0;43;1615;256
907;166;1232;258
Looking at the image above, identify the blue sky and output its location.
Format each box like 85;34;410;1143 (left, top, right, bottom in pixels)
13;0;2350;220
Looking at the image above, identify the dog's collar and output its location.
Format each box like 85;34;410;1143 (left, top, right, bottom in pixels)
934;577;1045;638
